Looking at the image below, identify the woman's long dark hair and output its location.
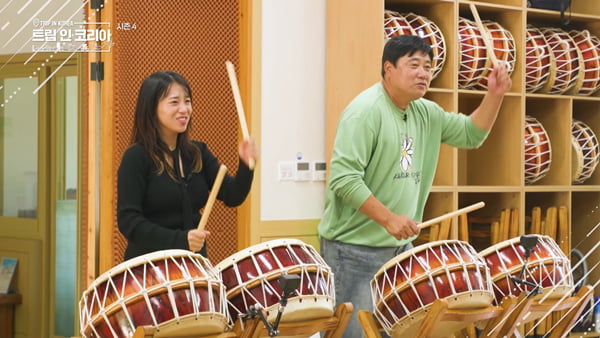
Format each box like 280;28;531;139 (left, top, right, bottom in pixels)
131;71;202;180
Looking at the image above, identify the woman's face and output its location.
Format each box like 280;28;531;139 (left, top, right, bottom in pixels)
156;83;191;144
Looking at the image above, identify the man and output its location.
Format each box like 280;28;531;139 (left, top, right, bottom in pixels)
318;35;511;337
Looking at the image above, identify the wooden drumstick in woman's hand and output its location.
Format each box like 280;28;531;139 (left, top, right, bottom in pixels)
197;165;227;231
226;60;255;170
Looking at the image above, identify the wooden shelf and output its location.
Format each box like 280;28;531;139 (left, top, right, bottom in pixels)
326;0;600;299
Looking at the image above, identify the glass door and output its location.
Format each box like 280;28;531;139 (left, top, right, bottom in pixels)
51;64;80;337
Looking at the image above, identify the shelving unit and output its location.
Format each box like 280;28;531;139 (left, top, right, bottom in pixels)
326;0;600;297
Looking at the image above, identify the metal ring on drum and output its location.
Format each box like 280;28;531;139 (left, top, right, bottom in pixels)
479;235;574;308
78;249;229;338
571;119;600;184
370;240;494;338
524;115;552;185
215;238;335;323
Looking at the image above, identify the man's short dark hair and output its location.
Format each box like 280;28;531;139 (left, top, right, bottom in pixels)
381;35;434;77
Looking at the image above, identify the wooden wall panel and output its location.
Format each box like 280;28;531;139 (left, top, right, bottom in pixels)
100;0;241;272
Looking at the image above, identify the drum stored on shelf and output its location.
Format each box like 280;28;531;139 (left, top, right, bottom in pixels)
216;238;335;323
458;17;488;89
479;235;573;306
571;119;600;184
79;250;228;338
402;12;446;80
568;30;600;96
525;115;552;184
384;10;413;39
471;20;516;90
526;25;554;93
384;11;446;80
540;27;582;94
370;240;493;338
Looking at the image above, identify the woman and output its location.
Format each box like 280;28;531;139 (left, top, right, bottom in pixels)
117;71;257;260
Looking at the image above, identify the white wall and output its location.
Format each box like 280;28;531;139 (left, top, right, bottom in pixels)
260;0;327;221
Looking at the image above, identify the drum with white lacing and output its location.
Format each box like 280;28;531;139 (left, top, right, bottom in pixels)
571;119;600;184
568;29;600;96
402;12;447;80
525;115;552;184
526;25;554;93
540;27;582;94
458;17;489;89
370;240;494;337
216;238;335;323
384;10;413;39
471;20;516;90
479;235;573;306
79;250;228;338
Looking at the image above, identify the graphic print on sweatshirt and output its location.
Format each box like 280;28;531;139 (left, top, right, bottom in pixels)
393;135;421;184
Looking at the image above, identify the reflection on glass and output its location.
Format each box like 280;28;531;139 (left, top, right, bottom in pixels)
54;75;78;337
1;77;38;218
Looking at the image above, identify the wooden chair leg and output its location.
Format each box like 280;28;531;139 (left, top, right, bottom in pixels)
358;310;382;338
458;214;469;242
548;285;594;338
324;302;354;338
133;326;155;338
416;298;449;338
480;293;532;338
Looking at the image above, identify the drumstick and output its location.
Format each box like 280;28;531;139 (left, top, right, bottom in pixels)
226;60;255;170
197;165;227;231
469;3;499;67
418;201;485;230
558;206;569;254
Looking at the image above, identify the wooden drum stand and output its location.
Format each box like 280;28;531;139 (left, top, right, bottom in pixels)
132;302;353;338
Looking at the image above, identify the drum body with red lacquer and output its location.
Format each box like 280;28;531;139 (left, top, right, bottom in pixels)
370;240;493;338
79;250;228;338
571;119;600;184
479;235;573;306
216;238;335;323
384;10;413;39
471;20;516;90
524;115;552;184
540;28;582;94
402;12;446;80
568;30;600;96
526;25;554;93
458;17;489;89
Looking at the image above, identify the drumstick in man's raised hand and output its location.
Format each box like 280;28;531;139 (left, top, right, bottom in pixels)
418;201;485;230
197;165;227;232
226;60;255;170
469;3;499;67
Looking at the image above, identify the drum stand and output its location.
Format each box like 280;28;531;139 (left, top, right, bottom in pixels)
509;235;542;298
131;275;354;338
238;274;301;337
358;299;506;338
357;285;594;338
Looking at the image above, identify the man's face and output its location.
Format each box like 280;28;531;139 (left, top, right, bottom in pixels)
385;51;433;102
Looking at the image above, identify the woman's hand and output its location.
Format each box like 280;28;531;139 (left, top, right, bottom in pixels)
239;137;259;169
187;229;210;252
